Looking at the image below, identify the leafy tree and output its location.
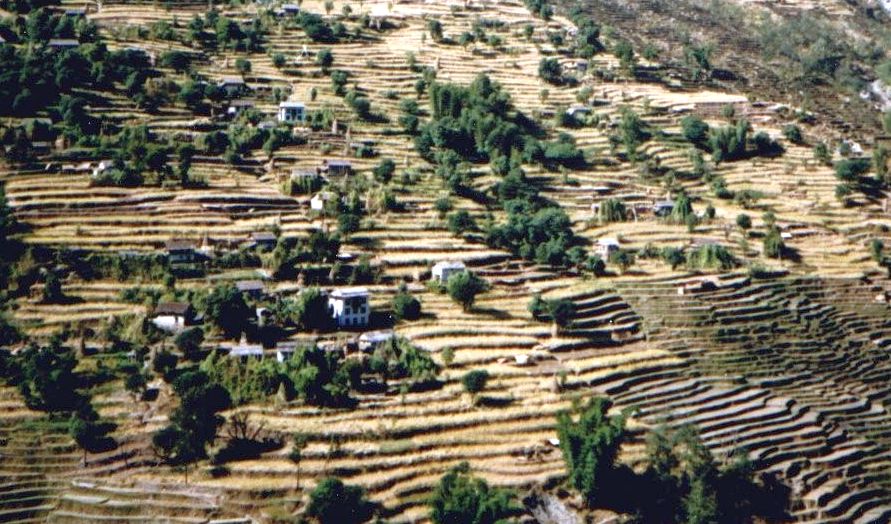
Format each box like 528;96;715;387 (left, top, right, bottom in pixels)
870;239;884;263
556;397;626;506
736;213;751;231
392;285;422;321
427;19;444;42
447;271;488;311
461;369;489;397
447;210;477;235
17;345;87;413
316;47;334;69
613;40;635;72
373;158;396;184
42;268;64;303
687;244;736;270
429;462;515;524
293;287;334;331
234;58;252;76
152;350;179;381
538;57;562;84
204;284;251;339
598;198;627;223
152;370;231;466
709;120;749;163
307;477;374;523
174;327;205;361
608;249;635;273
813;141;832;165
69;410;113;466
763;226;785;259
661;247;685;270
289;433;309;485
782;124;803;144
834;158;870;182
681;116;709;145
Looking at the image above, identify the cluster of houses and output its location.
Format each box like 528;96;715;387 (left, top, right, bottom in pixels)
218;76;307;125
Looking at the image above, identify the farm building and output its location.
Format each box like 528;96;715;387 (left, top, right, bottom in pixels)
596;238;620;259
236;280;265;299
165;239;197;264
278;101;306;123
218;77;247;96
224;341;264;360
310;191;336;211
63;8;86;16
359;329;394;352
328;287;370;328
227;100;254;118
48;39;79;50
321;160;352;176
431;260;466;283
275;3;300;16
150;302;194;332
652;200;675;217
566;105;592;118
249;231;277;251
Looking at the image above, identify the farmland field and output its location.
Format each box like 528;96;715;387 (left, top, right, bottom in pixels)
1;0;891;522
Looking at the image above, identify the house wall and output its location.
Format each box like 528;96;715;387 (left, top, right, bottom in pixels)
152;315;184;332
329;296;369;327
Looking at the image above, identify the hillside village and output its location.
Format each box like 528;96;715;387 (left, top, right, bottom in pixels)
1;0;891;522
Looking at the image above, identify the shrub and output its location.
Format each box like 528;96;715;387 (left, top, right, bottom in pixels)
373;158;396;183
782;124;803;144
307;477;374;523
429;462;515;524
763;226;785;259
834;158;870;182
461;369;489;396
736;213;751;230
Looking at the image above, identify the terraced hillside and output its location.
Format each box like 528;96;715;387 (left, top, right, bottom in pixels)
2;0;891;522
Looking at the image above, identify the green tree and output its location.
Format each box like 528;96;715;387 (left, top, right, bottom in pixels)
538;57;562;84
307;477;374;523
204;285;251;339
556;397;626;506
447;271;488;311
763;226;785;259
461;369;489;398
661;247;685;270
152;370;231;467
175;327;205;361
292;287;334;331
427;19;444;42
316;47;334;70
429;462;515;524
447;210;477;235
681;116;709;145
736;213;751;231
392;284;422;321
373;158;396;184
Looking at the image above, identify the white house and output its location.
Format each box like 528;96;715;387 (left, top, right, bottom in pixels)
596;238;620;259
225;340;264;359
310;191;336;211
358;329;394;352
431;260;466;283
278;101;306;123
275;3;300;16
328;287;370;328
150;302;194;332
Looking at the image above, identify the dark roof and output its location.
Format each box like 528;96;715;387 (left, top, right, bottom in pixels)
251;232;277;242
165;239;196;251
153;302;191;316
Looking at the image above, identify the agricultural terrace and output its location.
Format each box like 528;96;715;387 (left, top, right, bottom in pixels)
0;0;891;522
